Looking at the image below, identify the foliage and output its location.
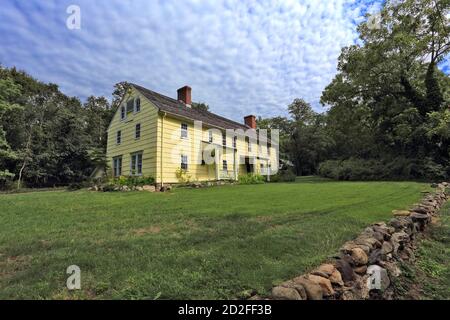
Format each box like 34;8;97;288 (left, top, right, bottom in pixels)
238;173;265;184
259;0;450;180
318;158;447;181
0;170;15;190
0;66;114;189
175;168;192;184
109;175;155;187
270;169;297;183
191;102;210;112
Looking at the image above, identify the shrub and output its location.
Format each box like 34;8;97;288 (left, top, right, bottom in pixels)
175;168;191;184
271;169;297;182
238;173;265;185
318;157;448;181
67;182;85;191
0;170;15;190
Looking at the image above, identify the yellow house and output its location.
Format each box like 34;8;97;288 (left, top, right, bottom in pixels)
106;84;278;185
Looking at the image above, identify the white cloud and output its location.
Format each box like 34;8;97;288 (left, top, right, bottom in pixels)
0;0;389;121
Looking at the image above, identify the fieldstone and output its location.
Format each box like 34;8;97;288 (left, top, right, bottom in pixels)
410;212;430;220
340;241;358;253
381;241;394;254
280;280;308;300
366;265;390;292
389;217;413;231
431;183;438;188
372;225;395;237
271;286;302;300
355;236;381;249
372;231;385;242
354;265;368;275
392;210;411;217
368;249;386;264
143;185;156;192
136;186;144;191
334;259;356;283
306;275;335;296
411;207;429;215
341;289;357;300
329;269;344;286
350;247;368;266
293;277;323;300
315;264;335;277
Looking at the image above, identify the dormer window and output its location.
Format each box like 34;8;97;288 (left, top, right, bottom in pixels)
135;98;141;113
120;106;126;120
126;99;134;113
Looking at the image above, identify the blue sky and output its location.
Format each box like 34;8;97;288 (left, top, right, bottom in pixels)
1;0;445;122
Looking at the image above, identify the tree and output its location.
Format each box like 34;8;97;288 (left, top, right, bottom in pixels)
320;0;450;180
191;102;210;112
288;98;316;124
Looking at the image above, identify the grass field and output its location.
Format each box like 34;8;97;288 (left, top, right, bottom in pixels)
394;203;450;300
0;178;429;299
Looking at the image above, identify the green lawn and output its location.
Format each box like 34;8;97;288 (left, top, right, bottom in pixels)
0;178;429;299
394;203;450;300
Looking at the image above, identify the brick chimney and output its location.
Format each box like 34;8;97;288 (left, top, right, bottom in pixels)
177;86;192;107
244;115;256;129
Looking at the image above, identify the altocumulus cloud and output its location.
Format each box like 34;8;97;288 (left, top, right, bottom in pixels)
1;0;390;120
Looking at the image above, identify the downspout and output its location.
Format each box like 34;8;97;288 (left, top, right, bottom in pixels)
160;112;167;187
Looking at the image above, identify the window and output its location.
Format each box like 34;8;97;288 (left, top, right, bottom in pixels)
248;139;252;152
223;160;228;171
181;155;188;170
208;130;213;143
268;144;271;156
113;157;122;177
120;106;126;120
126;99;134;113
135;98;141;113
233;136;237;149
116;131;122;144
222;133;226;147
135;123;141;139
181;123;188;139
130;152;143;175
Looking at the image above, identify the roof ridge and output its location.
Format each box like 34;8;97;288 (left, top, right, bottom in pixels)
130;83;249;130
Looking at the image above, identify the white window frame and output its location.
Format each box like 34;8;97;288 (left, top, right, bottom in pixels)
135;123;141;139
223;160;228;172
130;152;143;176
120;106;126;121
222;133;226;147
116;130;122;145
208;130;213;143
113;156;122;177
233;136;237;149
181;154;188;170
181;123;188;139
134;97;141;113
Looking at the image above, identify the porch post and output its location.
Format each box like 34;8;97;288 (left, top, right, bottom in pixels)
215;147;220;181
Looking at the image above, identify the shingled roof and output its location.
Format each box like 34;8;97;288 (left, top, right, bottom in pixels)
130;83;249;130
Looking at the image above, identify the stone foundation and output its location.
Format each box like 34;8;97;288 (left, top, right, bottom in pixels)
250;182;449;301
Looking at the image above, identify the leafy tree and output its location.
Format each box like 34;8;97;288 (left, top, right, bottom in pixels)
191;102;210;112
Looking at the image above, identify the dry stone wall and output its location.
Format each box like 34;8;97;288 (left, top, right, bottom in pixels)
251;182;449;301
